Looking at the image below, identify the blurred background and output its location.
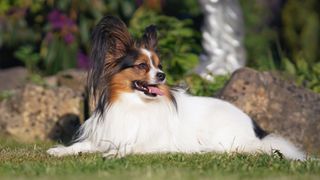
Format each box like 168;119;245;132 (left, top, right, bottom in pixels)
0;0;320;95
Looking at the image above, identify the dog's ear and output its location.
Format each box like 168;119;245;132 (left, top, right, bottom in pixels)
91;15;133;63
139;25;158;50
88;16;133;114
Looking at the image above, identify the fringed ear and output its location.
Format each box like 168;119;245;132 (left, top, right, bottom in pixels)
91;15;133;63
139;25;158;50
88;16;133;115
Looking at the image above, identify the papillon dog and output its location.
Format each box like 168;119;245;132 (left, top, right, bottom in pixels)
47;16;305;160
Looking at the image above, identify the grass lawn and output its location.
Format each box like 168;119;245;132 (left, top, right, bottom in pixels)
0;138;319;180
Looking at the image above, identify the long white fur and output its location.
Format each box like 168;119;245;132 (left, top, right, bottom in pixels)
47;49;306;160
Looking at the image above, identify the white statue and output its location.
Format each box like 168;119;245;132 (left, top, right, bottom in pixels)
197;0;246;80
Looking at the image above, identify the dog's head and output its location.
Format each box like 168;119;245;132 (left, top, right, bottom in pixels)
88;16;174;114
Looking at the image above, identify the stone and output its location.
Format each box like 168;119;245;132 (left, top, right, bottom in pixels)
0;67;28;91
56;69;88;93
0;84;84;143
217;67;320;155
44;76;58;87
55;69;93;114
42;69;87;93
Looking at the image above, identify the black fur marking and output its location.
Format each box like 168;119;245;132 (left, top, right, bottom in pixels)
170;94;178;111
168;88;180;111
117;50;139;70
251;119;268;139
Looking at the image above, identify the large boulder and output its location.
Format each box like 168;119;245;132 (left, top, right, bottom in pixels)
0;84;84;143
217;68;320;155
56;69;88;93
0;67;28;91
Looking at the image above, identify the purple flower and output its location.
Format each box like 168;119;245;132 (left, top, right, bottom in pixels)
135;0;144;6
47;9;78;45
65;18;75;26
48;10;60;21
64;33;75;44
77;51;90;69
48;10;63;29
48;9;76;30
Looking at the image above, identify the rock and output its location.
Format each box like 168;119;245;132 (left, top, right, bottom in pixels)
56;69;93;115
44;76;58;87
0;84;84;143
0;67;28;91
217;68;320;155
56;69;88;93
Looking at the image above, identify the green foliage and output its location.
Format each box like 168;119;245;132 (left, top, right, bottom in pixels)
44;38;77;75
0;1;40;47
240;0;320;93
163;0;202;17
0;0;139;75
282;58;320;93
184;74;230;96
0;139;320;179
280;1;320;93
14;45;40;72
27;73;46;86
129;8;201;84
0;90;14;101
282;0;320;65
1;1;227;96
239;0;278;70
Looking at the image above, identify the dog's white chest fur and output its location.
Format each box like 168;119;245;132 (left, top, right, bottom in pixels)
92;92;178;153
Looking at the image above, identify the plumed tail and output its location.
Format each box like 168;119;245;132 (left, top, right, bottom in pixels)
260;134;306;160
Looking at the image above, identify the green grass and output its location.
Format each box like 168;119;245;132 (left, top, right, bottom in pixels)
0;138;319;180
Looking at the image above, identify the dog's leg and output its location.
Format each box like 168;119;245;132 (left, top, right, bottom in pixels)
47;141;99;157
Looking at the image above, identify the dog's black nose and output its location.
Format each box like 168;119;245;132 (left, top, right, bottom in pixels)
156;72;166;81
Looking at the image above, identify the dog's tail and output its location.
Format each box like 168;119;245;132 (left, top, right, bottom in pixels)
260;134;306;160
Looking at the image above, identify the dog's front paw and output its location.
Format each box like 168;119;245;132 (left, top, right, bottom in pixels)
47;146;70;157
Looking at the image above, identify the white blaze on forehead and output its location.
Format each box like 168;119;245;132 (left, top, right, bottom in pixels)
141;48;152;60
141;48;158;84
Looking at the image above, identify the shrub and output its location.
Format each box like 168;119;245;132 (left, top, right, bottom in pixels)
0;0;138;75
240;0;320;93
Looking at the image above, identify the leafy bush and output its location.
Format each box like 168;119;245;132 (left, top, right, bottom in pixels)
282;0;320;65
239;0;278;70
280;0;320;93
1;1;227;96
282;58;320;93
184;74;230;96
0;0;138;75
240;0;320;93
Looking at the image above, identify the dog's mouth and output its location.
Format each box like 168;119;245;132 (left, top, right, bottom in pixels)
132;80;164;97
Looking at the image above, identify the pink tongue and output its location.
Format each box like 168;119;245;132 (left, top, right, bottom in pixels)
148;86;164;96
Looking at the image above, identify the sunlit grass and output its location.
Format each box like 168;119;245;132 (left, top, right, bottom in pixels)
0;138;319;179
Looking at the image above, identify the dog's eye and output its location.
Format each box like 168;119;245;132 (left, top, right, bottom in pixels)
137;63;148;70
158;64;163;70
